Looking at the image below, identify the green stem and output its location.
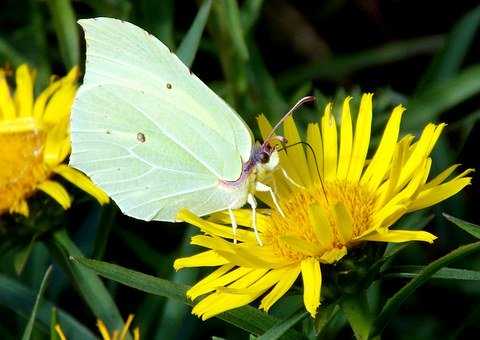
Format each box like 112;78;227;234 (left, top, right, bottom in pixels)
340;291;379;340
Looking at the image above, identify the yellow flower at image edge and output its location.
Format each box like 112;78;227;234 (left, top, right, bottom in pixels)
174;93;473;319
0;65;108;216
55;314;140;340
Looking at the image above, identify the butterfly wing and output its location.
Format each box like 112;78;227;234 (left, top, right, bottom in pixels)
70;18;253;221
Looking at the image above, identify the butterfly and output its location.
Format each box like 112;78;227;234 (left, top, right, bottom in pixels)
70;17;314;244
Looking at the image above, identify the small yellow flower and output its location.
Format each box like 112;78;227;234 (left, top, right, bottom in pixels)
0;64;108;216
174;93;473;319
55;314;140;340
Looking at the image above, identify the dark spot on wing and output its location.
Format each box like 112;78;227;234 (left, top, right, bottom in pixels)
166;83;172;89
106;130;111;134
137;132;146;143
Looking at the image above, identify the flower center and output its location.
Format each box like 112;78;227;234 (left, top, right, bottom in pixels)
0;129;48;213
263;181;376;263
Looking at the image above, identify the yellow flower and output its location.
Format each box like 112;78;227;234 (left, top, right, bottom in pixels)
174;93;473;319
55;314;140;340
0;64;108;216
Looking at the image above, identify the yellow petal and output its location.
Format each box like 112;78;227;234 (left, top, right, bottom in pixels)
308;203;333;246
43;120;70;166
301;258;321;318
119;314;134;340
333;202;354;242
54;325;67;340
186;264;236;300
0;69;16;120
360;229;437;243
260;265;301;312
53;165;110;205
347;93;373;183
96;319;111;340
174;250;228;270
361;104;404;190
14;64;34;117
283;116;311;186
306;123;324;181
208;209;269;232
10;199;29;216
38;180;71;209
337;97;353;180
33;79;63;121
319;246;347;264
321;103;338;181
422;164;460;190
43;83;76;125
408;177;472;212
398;123;444;189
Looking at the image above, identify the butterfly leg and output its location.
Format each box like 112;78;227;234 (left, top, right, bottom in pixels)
247;193;263;246
228;205;239;244
256;182;285;217
280;167;305;189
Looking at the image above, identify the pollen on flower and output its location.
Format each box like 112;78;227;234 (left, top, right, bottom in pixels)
0;129;49;214
264;180;376;264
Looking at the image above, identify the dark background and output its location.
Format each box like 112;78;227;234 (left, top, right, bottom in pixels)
1;1;480;339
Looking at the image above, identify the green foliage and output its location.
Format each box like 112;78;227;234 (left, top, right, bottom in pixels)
0;1;479;339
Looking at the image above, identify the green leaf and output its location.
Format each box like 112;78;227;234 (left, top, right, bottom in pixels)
383;265;480;281
73;257;304;338
417;6;480;90
0;273;95;339
46;0;79;69
50;308;60;340
46;229;126;335
241;0;264;34
0;37;29;66
223;0;249;60
177;0;212;68
140;0;174;48
443;213;480;239
340;292;373;340
14;237;37;275
278;35;444;90
22;266;52;340
405;64;480;130
257;310;307;340
92;205;117;260
370;241;480;337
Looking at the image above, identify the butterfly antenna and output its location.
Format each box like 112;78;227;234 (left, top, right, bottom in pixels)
278;141;328;203
264;96;316;143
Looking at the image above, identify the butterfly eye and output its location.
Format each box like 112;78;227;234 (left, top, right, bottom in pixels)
259;152;270;164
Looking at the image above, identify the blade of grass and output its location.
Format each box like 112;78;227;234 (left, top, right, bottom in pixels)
257;310;307;340
22;266;52;340
0;273;95;339
153;227;199;339
140;0;174;48
277;35;444;90
73;257;305;338
383;265;480;280
417;6;480;90
241;0;264;34
405;64;480;130
340;292;373;340
47;0;79;69
370;241;480;337
443;213;480;239
177;0;213;67
223;0;249;60
46;229;126;336
0;37;29;66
